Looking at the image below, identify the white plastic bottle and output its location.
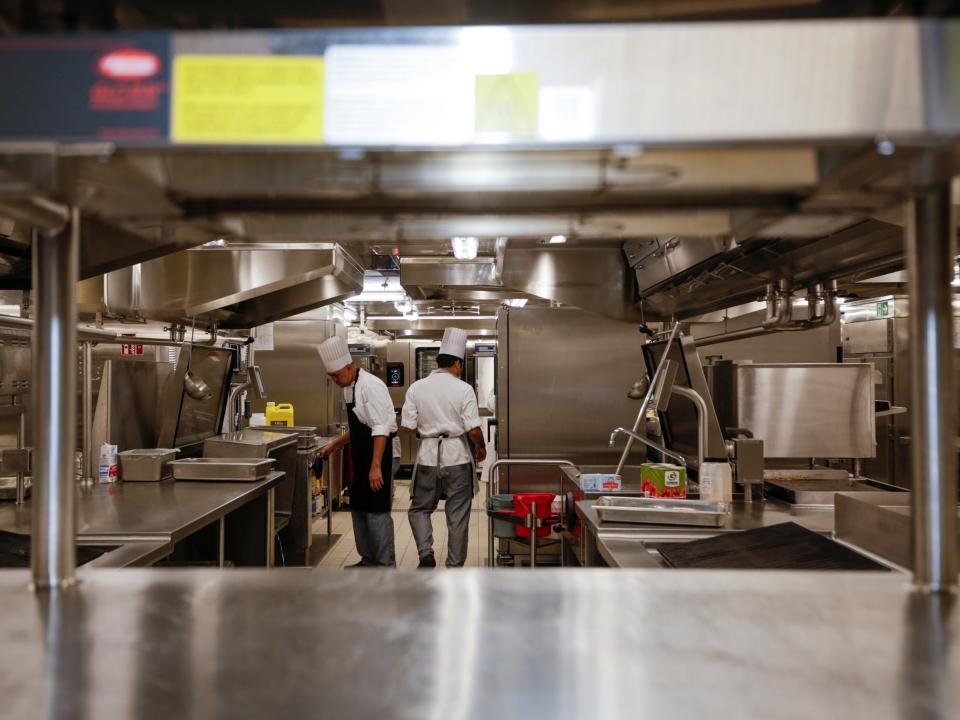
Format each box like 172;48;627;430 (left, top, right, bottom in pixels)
699;461;733;503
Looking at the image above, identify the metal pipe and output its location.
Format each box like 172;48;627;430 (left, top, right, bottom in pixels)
673;386;709;465
609;427;687;467
0;314;115;340
82;341;94;485
484;458;576;568
905;180;958;593
529;502;537;569
615;322;681;475
14;396;25;504
31;210;80;590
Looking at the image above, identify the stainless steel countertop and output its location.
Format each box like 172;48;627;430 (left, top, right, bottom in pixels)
578;498;837;568
0;473;283;545
0;568;956;719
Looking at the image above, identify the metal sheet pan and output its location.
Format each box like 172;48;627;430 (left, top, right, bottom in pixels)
169;457;275;482
594;496;728;527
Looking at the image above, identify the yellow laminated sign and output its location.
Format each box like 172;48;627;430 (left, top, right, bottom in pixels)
172;55;324;144
475;72;539;139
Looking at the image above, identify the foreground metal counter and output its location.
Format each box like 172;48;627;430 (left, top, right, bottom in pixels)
0;569;956;719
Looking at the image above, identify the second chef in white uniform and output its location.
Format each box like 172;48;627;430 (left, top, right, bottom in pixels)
401;328;486;568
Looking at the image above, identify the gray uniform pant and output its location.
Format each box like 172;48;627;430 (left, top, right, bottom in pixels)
409;463;473;567
351;511;396;567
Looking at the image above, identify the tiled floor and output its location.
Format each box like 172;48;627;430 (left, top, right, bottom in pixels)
314;480;490;568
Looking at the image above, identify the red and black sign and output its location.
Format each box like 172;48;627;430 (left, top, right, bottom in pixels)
0;33;170;141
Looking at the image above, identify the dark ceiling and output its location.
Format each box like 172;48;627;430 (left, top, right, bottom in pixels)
1;0;959;32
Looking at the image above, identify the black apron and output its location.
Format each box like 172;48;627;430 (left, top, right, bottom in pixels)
346;370;393;514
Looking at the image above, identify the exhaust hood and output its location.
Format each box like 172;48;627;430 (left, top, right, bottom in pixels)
81;243;364;328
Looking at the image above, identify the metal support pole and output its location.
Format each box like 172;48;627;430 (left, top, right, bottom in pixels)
14;396;25;504
905;173;958;593
81;341;94;486
529;502;537;569
31;210;79;590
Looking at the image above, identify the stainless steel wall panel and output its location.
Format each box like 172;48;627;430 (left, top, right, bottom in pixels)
498;307;648;466
736;363;876;458
842;318;891;355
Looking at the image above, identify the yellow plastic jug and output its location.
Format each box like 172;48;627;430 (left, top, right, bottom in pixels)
265;402;295;427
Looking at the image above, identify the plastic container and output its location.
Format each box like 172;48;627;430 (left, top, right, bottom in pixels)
487;494;517;539
265;402;295;427
699;461;733;503
512;492;556;538
98;443;118;483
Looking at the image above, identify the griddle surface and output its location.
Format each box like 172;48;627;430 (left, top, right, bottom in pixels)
656;522;886;570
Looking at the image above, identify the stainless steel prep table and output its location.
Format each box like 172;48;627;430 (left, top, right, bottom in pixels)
0;568;955;720
0;473;284;567
575;498;836;568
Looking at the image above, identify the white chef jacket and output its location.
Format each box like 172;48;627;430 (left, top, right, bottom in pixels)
344;369;397;437
401;369;482;466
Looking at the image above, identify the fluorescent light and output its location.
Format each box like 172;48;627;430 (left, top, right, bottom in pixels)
346;291;407;303
504;298;528;308
366;315;497;321
548;235;567;244
451;236;479;260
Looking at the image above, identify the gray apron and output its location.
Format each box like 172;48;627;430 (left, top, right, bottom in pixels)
411;433;478;497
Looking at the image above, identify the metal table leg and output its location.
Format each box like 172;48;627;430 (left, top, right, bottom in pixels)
266;488;276;568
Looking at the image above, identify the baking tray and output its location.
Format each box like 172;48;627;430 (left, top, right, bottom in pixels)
169;458;275;482
250;425;318;448
594;496;728;527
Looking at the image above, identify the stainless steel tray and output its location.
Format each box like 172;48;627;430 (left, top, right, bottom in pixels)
169;458;275;482
594;496;728;527
250;425;318;448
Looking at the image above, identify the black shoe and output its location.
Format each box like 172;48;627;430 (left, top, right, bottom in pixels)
417;555;437;569
346;561;371;568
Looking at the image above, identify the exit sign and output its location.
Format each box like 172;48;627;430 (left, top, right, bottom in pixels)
120;343;144;356
876;300;891;318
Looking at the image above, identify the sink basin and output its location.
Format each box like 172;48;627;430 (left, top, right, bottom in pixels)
0;530;116;568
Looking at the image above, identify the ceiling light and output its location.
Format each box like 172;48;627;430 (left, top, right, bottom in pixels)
366;314;497;321
504;298;528;308
451;236;479;260
548;235;567;245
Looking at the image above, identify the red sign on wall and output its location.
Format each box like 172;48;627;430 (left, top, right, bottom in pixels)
120;343;144;356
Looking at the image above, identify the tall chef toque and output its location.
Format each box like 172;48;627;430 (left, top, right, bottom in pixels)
439;327;468;360
319;336;353;373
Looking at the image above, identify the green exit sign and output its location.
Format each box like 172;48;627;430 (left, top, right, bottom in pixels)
876;300;891;318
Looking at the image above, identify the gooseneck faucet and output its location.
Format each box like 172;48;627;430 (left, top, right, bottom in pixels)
609;427;687;467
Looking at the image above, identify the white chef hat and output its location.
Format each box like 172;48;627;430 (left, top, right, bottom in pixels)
319;336;352;373
439;327;468;360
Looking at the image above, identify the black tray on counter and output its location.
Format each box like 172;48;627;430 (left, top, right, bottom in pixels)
654;522;887;571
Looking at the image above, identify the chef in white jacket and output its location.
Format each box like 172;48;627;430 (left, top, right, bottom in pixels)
318;336;398;568
401;328;486;568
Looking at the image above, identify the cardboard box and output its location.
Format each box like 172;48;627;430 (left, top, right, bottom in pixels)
580;473;623;492
641;463;687;498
